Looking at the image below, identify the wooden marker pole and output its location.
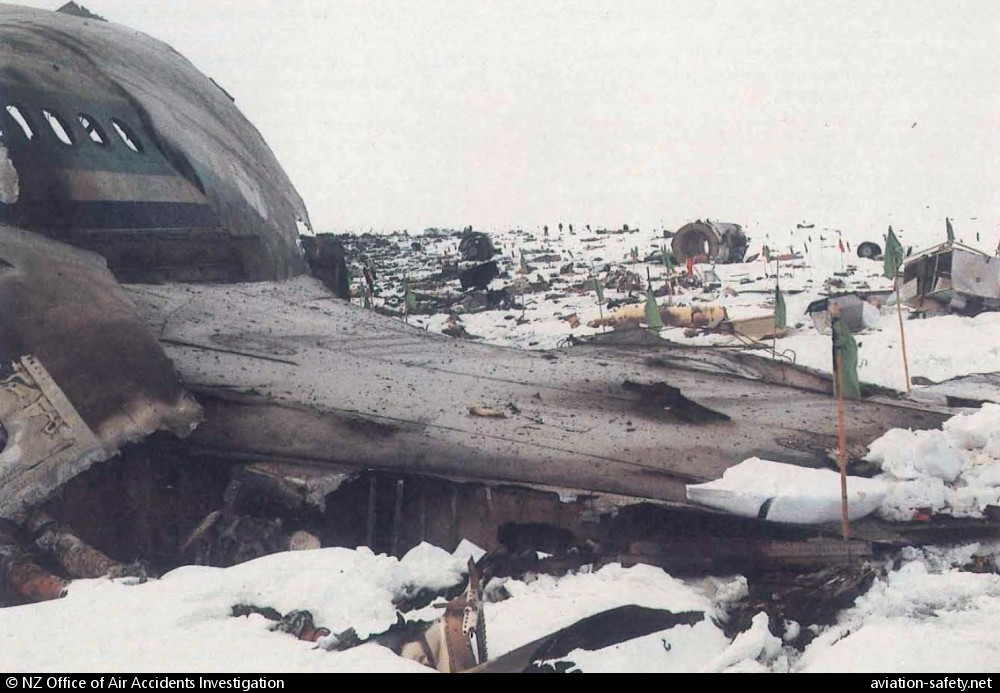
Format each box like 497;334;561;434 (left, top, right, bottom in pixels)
772;254;780;358
893;266;912;394
835;354;851;542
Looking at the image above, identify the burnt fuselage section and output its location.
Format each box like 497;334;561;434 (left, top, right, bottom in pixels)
0;6;310;283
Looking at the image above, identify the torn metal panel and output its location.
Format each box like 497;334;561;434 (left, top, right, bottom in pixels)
0;357;103;521
0;5;309;282
0;228;201;446
952;249;1000;300
466;606;704;673
0;228;201;518
234;462;354;514
908;372;1000;408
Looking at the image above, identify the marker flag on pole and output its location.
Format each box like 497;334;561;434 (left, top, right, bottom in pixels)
774;285;787;329
832;316;861;399
660;245;675;271
838;238;846;254
946;217;955;243
519;251;529;274
644;285;663;331
593;274;605;304
883;226;903;280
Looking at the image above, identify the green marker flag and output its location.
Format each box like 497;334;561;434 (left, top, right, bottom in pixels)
660;245;675;271
774;284;787;329
404;278;416;314
946;217;955;243
832;315;861;400
519;252;529;274
593;274;605;304
883;226;903;280
644;285;663;331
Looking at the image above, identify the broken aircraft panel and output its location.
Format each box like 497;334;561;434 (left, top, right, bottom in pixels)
901;241;1000;315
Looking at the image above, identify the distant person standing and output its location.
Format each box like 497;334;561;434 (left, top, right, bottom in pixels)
363;264;375;295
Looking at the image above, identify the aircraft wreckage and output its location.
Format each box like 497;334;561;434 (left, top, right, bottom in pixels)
1;4;996;672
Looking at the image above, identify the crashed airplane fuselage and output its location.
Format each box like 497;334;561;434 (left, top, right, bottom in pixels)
0;5;959;582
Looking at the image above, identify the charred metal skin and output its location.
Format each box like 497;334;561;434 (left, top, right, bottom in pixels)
0;5;309;282
124;276;946;508
0;230;201;445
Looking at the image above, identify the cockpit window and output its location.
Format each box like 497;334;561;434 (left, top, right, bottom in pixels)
42;109;75;146
110;118;143;153
4;105;35;140
78;113;108;145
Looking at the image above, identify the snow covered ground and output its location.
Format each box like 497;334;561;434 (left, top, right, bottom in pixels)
3;540;999;672
5;222;1000;673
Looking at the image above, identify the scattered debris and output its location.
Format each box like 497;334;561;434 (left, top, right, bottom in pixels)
589;303;727;330
805;292;886;334
231;604;331;642
468;405;507;419
856;241;882;260
469;605;704;673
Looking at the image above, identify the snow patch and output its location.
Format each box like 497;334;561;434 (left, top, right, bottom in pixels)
686;457;886;524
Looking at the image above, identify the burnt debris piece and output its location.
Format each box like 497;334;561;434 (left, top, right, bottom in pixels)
458;230;496;262
902;240;1000;316
459;261;500;291
856;241;882;259
671;220;749;264
301;234;351;299
805;292;889;334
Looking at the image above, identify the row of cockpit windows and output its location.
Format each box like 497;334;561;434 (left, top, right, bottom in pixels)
2;104;144;154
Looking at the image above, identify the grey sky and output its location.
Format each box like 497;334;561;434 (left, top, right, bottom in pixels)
9;0;1000;242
